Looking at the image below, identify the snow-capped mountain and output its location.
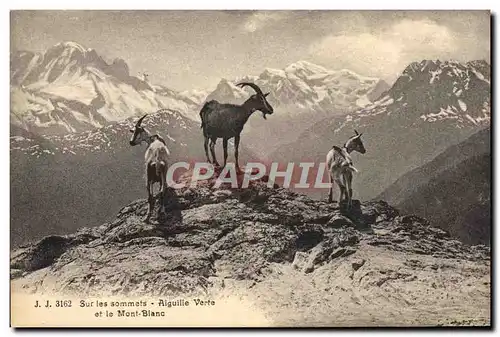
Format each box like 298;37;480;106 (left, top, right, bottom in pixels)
10;41;202;135
205;60;390;116
10;42;389;160
201;60;389;158
356;59;490;126
10;108;192;158
269;59;491;200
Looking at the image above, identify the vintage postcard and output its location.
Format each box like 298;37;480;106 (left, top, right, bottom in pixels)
10;9;491;327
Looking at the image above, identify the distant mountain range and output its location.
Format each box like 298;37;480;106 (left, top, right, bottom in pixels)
270;59;491;200
377;127;491;246
10;41;389;158
203;60;390;157
10;41;205;135
206;60;389;115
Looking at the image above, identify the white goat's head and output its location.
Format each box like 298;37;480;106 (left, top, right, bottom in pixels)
129;114;150;146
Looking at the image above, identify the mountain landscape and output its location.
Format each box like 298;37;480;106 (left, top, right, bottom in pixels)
11;173;491;326
10;42;205;135
10;41;491;252
10;41;390;158
9;41;392;247
9;41;491;327
377;127;491;246
9;7;494;329
10;42;389;138
10;108;262;247
204;60;390;157
270;59;491;201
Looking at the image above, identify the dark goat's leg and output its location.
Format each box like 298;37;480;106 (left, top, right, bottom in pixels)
204;136;211;163
210;137;219;167
234;134;241;173
222;138;228;169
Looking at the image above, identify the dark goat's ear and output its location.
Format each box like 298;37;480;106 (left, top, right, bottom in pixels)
130;129;135;133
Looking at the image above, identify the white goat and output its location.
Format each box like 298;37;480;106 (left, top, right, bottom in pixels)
129;114;170;221
326;130;366;209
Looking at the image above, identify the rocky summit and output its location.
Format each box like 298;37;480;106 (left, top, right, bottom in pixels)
10;170;490;327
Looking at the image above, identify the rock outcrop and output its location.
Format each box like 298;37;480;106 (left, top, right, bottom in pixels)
10;171;491;326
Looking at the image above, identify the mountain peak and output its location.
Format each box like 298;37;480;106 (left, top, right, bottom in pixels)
260;67;286;78
41;41;100;72
469;59;490;66
54;41;91;53
295;60;326;68
467;59;490;70
205;78;248;103
216;78;240;90
355;57;491;128
202;60;386;116
404;59;490;75
285;60;329;75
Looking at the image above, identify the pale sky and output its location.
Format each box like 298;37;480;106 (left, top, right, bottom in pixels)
11;10;491;91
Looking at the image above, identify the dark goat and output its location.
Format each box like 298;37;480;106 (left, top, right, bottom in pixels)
199;82;274;172
129;114;170;221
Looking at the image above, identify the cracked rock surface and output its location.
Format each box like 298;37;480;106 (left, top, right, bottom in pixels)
10;173;490;326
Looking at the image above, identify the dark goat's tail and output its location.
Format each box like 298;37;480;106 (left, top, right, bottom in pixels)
199;100;217;129
199;102;208;129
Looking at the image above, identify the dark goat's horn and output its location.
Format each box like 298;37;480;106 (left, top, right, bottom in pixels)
236;82;265;96
136;114;147;127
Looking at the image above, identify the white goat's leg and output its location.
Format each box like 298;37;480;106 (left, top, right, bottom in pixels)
334;176;345;204
328;172;334;203
144;179;153;222
159;170;167;215
346;171;353;209
222;138;229;169
342;171;352;208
